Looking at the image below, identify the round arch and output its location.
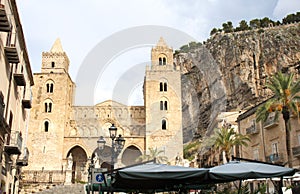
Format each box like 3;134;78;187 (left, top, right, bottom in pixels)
66;145;88;183
121;145;143;166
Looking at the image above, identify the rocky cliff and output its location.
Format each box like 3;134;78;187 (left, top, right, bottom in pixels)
177;23;300;143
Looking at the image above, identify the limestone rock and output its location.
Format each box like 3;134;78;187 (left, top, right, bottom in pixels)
177;23;300;142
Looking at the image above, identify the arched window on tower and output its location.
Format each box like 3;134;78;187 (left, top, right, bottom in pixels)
46;80;54;93
162;119;167;130
164;101;168;110
163;57;166;65
46;83;54;93
159;82;167;92
160;100;168;110
45;102;52;113
159;57;162;65
50;83;53;93
51;61;55;68
44;121;49;132
159;82;163;91
164;82;167;91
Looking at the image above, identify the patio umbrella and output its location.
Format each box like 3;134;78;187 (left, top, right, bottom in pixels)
209;161;296;194
209;161;295;181
113;163;209;191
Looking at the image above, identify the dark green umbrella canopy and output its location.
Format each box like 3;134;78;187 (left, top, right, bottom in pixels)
113;163;209;191
88;161;296;192
209;161;296;181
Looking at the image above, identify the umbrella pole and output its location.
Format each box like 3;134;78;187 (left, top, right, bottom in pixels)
279;176;283;194
238;180;242;194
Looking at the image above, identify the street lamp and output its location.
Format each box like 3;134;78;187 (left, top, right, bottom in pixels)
107;124;125;174
97;136;106;151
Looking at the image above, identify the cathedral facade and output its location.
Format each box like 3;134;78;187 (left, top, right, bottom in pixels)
23;37;183;183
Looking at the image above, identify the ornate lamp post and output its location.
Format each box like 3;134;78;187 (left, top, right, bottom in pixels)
96;124;126;164
107;124;125;173
97;136;106;151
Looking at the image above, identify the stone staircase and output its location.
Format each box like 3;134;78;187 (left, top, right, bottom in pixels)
20;184;86;194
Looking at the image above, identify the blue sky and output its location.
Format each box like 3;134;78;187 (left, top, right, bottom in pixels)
16;0;300;105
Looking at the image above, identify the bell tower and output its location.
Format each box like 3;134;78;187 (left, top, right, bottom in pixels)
26;38;75;171
144;37;183;164
41;38;70;74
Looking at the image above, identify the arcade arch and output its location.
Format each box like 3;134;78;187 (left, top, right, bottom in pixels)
121;145;142;166
66;146;88;183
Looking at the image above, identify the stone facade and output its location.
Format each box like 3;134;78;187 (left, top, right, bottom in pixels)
237;104;300;169
23;37;183;184
0;0;34;193
145;37;183;161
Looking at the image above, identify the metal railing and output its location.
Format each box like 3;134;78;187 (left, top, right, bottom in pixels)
246;124;259;134
21;170;66;183
263;113;278;129
292;145;300;157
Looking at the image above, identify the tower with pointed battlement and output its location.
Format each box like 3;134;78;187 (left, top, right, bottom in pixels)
27;38;75;170
144;37;183;163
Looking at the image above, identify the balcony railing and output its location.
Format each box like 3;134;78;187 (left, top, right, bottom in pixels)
4;131;23;155
17;147;29;166
292;145;300;157
0;4;11;32
265;153;283;164
263;112;278;129
246;123;259;134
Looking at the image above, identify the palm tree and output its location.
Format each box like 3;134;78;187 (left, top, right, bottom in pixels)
213;127;250;163
256;71;300;167
136;147;168;164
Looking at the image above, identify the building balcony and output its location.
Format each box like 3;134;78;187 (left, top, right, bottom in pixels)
4;45;19;64
14;73;26;86
17;147;29;166
4;131;23;155
0;4;11;32
263;113;278;129
265;153;284;164
292;145;300;158
22;99;31;109
246;124;259;135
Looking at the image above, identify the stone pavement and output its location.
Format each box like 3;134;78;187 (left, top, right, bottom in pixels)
21;184;85;194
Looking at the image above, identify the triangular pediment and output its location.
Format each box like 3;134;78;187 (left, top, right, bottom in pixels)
95;100;126;107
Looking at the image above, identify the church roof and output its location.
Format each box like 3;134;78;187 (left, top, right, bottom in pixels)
50;38;64;53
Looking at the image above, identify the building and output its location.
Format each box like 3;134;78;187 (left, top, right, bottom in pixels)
0;0;34;193
23;37;183;184
237;102;300;168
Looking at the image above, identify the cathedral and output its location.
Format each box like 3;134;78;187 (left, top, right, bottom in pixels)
24;37;183;183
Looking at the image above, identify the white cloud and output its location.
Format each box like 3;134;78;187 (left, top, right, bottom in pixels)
273;0;300;19
16;0;300;105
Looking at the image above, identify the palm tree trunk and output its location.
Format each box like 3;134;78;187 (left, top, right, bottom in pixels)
285;119;292;168
282;106;292;168
222;151;227;164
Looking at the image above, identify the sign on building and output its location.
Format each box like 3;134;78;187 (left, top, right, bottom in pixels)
92;168;107;184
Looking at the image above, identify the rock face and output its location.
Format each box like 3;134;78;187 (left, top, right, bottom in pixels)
177;23;300;142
